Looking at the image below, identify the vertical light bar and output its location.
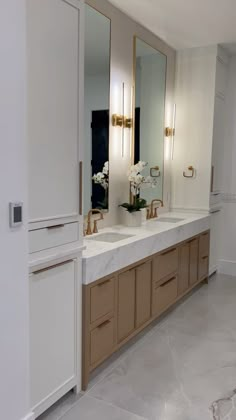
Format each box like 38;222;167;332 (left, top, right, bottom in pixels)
171;103;176;160
121;82;125;157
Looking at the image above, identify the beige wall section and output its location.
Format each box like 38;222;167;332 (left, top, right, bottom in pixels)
85;0;176;226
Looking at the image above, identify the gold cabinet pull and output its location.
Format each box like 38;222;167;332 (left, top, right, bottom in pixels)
97;279;111;287
97;320;111;329
47;224;64;230
32;260;73;275
160;276;176;288
161;248;177;256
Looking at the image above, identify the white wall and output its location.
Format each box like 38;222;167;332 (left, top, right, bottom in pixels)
0;2;31;420
218;56;236;275
171;46;217;212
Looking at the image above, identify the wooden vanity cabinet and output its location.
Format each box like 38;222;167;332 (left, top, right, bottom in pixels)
82;230;210;390
198;232;210;281
117;269;136;342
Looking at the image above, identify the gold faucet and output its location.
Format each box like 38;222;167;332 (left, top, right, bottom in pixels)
150;199;164;219
86;209;104;235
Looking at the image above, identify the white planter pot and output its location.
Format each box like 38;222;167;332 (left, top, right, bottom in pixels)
123;210;142;227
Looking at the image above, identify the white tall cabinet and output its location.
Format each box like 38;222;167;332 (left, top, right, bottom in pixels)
172;45;228;275
26;0;84;417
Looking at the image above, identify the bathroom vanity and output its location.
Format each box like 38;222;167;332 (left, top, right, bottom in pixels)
82;213;210;389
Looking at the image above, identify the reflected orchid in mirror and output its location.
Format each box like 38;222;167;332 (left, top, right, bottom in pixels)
92;161;109;190
120;161;158;213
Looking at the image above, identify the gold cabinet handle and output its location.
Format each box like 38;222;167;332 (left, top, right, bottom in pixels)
97;320;111;329
160;276;176;288
97;279;111;287
32;260;73;275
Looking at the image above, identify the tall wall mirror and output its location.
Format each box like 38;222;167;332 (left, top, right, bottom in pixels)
84;4;111;214
133;37;167;203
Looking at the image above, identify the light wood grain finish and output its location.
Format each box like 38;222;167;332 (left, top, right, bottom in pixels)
117;270;135;342
82;230;210;390
189;238;199;286
153;247;178;282
178;243;190;295
90;317;115;366
90;277;115;324
152;275;178;316
135;261;152;329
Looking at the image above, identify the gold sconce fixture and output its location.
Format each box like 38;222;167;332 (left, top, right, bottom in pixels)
112;115;133;128
183;165;195;178
124;117;132;129
165;127;175;137
112;114;123;127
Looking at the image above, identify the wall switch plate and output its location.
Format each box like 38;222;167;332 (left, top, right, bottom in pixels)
9;202;23;227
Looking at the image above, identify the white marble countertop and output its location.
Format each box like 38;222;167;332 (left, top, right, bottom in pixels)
29;241;85;272
82;211;210;285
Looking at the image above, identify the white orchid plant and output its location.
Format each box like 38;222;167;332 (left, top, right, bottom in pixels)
92;161;109;209
120;161;158;213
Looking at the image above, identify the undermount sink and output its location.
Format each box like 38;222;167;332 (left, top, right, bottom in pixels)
86;232;134;243
154;217;185;223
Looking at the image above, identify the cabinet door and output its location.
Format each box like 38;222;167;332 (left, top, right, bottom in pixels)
30;260;76;408
209;210;221;275
135;261;151;329
27;0;80;222
189;238;199;286
178;243;190;295
199;232;210;280
118;269;135;342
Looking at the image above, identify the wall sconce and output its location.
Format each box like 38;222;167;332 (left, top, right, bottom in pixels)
165;127;175;137
112;114;123;127
124;117;132;129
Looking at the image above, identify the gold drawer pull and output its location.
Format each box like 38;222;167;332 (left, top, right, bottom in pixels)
32;260;73;275
97;320;111;329
160;276;176;288
161;248;177;256
98;279;111;287
202;256;208;260
47;224;65;230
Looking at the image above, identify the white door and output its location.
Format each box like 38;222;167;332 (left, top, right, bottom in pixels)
211;95;225;193
27;0;80;223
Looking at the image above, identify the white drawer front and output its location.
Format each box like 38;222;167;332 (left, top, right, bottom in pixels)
30;260;76;408
29;222;78;253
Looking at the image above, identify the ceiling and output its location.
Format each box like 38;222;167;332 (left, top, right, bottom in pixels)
108;0;236;50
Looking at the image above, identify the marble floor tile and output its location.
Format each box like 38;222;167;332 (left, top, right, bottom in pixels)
89;274;236;420
61;396;147;420
39;274;236;420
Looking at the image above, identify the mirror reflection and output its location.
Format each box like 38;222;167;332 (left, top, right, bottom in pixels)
84;5;110;214
134;37;167;203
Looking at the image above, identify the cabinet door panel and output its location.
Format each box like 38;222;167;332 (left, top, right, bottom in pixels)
30;261;75;407
189;238;199;286
178;243;189;295
118;270;135;342
135;261;151;329
153;248;178;282
27;0;79;221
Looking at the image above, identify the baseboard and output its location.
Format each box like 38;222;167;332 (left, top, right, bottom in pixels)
20;413;35;420
209;265;217;276
219;260;236;276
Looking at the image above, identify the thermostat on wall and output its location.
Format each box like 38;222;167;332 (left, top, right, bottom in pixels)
9;202;23;227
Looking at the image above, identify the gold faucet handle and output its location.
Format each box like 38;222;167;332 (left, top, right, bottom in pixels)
146;206;151;220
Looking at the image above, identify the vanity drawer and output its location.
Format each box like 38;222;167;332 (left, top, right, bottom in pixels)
199;232;210;259
152;275;178;316
90;277;115;324
29;222;78;253
90;317;115;366
153;247;178;282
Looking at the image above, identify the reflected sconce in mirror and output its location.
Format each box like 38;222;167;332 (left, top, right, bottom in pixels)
165;127;175;137
150;166;161;177
183;165;195;178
